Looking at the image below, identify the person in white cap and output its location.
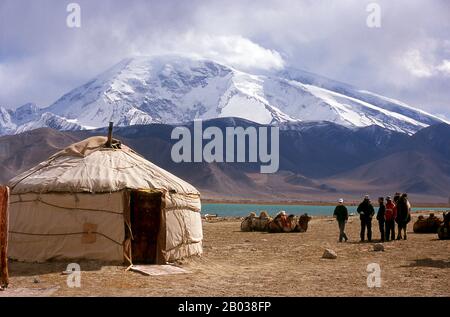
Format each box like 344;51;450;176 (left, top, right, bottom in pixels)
333;198;349;242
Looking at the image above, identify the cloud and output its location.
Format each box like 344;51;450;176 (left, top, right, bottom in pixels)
400;50;434;78
177;34;285;71
437;60;450;76
140;33;285;71
399;50;450;78
0;0;449;118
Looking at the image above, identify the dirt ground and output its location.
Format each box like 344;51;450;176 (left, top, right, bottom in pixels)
2;212;449;297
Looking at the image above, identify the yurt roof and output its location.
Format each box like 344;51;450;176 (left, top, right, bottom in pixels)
8;136;200;195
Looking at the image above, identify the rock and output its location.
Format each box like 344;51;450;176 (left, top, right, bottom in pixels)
373;243;385;252
244;239;251;243
322;249;337;259
261;239;268;242
251;248;257;251
33;278;40;284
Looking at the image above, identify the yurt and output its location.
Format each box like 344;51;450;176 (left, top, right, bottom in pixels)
7;135;203;265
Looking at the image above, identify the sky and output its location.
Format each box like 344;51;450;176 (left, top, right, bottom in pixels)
0;0;449;119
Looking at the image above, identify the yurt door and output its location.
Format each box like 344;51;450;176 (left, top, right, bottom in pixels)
130;191;162;264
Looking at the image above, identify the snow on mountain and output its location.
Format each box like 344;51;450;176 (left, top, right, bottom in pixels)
15;112;84;134
0;103;84;135
46;55;287;127
0;106;16;135
278;67;447;128
12;103;40;125
1;55;446;136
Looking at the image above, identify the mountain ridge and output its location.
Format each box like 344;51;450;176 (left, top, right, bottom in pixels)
1;118;449;202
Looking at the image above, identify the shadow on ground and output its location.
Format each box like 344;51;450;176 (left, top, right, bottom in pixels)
402;258;450;269
7;260;117;276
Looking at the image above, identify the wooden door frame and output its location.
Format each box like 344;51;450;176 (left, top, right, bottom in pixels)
128;190;162;264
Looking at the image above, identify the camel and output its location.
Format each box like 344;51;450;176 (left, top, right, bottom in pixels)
241;212;257;232
293;213;312;232
437;212;450;240
413;213;443;233
242;211;312;233
252;211;272;232
268;211;311;233
240;211;272;232
268;211;295;233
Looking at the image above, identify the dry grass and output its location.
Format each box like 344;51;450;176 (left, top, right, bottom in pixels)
2;213;449;297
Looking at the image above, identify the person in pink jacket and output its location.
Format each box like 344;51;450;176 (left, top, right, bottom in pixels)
384;196;397;241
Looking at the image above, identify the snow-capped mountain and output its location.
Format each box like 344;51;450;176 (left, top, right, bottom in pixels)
14;112;84;134
12;103;40;126
1;55;447;136
0;106;16;135
0;103;83;135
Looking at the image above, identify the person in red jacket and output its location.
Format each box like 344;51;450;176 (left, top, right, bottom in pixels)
384;196;397;241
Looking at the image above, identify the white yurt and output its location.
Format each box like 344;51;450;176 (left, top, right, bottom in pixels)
7;135;203;264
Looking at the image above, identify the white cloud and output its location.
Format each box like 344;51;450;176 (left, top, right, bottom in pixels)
400;50;434;78
191;34;285;71
400;50;450;79
437;60;450;76
136;33;285;71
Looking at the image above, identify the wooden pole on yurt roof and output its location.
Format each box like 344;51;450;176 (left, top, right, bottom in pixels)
105;122;114;148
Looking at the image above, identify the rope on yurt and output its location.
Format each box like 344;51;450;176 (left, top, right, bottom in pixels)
8;231;122;246
9;197;123;215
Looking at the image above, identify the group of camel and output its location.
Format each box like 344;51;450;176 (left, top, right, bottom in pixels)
413;211;450;240
241;210;450;239
241;211;312;233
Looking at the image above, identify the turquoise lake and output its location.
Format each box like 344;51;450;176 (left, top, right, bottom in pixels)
201;203;448;217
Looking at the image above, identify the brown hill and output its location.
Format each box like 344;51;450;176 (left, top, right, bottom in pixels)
0;128;80;183
1;120;450;203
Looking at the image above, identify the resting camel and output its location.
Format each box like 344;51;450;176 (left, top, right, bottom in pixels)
241;212;257;232
268;212;296;233
294;213;312;232
267;212;312;233
437;212;450;240
240;211;272;232
413;213;443;233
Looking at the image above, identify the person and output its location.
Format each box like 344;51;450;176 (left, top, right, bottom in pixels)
393;192;401;205
333;198;349;242
384;196;397;241
357;195;375;242
376;197;385;242
396;193;411;240
276;210;288;227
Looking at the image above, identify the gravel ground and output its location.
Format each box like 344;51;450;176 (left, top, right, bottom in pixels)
2;212;449;297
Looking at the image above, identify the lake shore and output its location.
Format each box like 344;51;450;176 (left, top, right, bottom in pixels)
202;199;450;208
2;211;449;297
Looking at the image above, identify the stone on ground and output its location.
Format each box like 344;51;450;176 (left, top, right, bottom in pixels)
373;243;385;252
322;248;337;259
